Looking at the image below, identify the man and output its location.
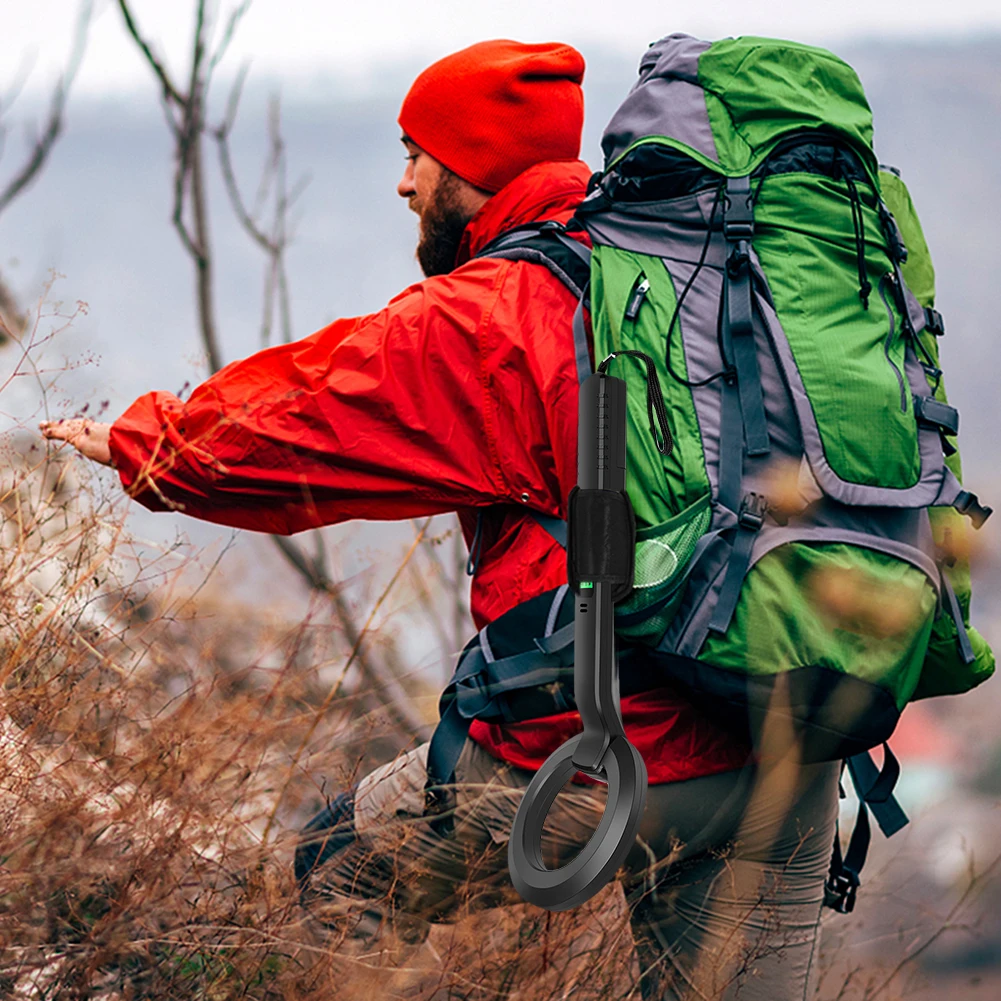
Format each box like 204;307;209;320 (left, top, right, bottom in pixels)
42;40;839;1000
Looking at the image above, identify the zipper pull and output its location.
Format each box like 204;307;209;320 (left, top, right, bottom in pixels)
625;278;650;321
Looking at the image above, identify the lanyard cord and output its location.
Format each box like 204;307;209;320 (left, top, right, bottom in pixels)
597;350;674;456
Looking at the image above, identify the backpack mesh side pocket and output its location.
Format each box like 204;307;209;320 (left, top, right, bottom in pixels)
615;493;711;646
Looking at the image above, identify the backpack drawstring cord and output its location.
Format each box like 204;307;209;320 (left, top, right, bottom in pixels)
841;154;873;309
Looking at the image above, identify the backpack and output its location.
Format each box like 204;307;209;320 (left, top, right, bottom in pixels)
424;33;995;911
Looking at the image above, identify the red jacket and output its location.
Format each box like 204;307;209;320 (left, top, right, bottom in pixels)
109;160;750;784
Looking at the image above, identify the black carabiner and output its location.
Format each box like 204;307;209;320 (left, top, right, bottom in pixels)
508;371;647;911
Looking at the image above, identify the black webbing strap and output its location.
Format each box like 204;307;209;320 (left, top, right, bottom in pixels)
573;284;594;383
847;744;908;836
707;177;771;637
824;806;869;914
529;508;569;549
941;572;976;665
722;175;770;458
707;492;767;635
717;378;743;515
825;744;909;913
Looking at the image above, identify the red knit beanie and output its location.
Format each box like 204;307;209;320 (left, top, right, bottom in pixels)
399;40;585;194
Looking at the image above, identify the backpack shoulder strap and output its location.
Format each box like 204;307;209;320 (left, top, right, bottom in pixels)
475;222;594;385
475;222;591;297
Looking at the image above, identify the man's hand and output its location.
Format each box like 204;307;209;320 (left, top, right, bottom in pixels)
39;419;114;467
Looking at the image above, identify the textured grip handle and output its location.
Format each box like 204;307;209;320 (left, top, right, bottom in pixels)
578;373;627;492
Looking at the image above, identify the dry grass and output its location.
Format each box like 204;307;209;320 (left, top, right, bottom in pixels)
0;301;645;1000
0;444;643;998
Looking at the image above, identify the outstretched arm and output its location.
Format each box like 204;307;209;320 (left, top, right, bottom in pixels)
43;267;516;535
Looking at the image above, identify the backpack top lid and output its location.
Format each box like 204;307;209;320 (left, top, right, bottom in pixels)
602;34;878;182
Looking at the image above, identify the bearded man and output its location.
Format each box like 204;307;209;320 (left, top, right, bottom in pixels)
43;40;839;1001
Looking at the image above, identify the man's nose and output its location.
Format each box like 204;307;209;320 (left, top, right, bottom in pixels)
398;163;416;199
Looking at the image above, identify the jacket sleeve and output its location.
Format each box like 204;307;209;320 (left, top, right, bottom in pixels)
108;264;516;534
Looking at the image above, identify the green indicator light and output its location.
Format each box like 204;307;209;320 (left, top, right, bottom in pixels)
580;581;594;589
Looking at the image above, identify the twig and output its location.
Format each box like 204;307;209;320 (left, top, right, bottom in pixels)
865;849;1001;999
115;0;183;106
207;0;252;78
260;518;434;844
0;0;92;218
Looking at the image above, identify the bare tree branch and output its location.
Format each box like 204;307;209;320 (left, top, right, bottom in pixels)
0;0;92;219
270;532;332;591
262;519;435;842
118;0;425;751
270;529;426;743
213;77;308;348
115;0;184;106
208;0;252;77
213;66;272;253
119;0;222;372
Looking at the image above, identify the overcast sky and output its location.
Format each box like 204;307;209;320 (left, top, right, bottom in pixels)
6;0;1001;103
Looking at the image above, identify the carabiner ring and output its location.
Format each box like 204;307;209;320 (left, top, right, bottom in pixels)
508;732;646;911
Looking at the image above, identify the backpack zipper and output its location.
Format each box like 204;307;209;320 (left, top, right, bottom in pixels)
878;273;908;413
625;277;651;321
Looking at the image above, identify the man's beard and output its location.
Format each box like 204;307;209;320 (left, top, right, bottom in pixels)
416;171;474;278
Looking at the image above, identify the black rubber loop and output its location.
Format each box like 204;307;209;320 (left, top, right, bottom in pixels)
508;734;647;911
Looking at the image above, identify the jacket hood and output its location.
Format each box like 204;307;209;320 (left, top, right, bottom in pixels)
455;159;593;264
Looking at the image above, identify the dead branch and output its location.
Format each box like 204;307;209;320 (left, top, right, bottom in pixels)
115;0;183;107
117;0;428;763
271;525;430;745
0;1;92;219
0;1;92;345
213;72;308;347
117;0;223;372
207;0;252;79
261;518;435;842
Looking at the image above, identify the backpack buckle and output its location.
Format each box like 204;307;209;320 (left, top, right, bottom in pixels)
738;492;768;531
924;307;945;336
723;219;754;241
423;784;456;837
723;175;755;242
878;201;909;264
955;489;993;530
824;869;860;914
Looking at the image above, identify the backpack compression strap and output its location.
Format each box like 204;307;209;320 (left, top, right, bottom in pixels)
707;176;774;638
825;743;909;913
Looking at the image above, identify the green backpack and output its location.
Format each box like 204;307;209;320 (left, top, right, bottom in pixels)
576;33;993;744
425;33;994;908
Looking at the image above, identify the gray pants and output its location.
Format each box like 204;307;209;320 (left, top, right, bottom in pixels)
297;738;840;1001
